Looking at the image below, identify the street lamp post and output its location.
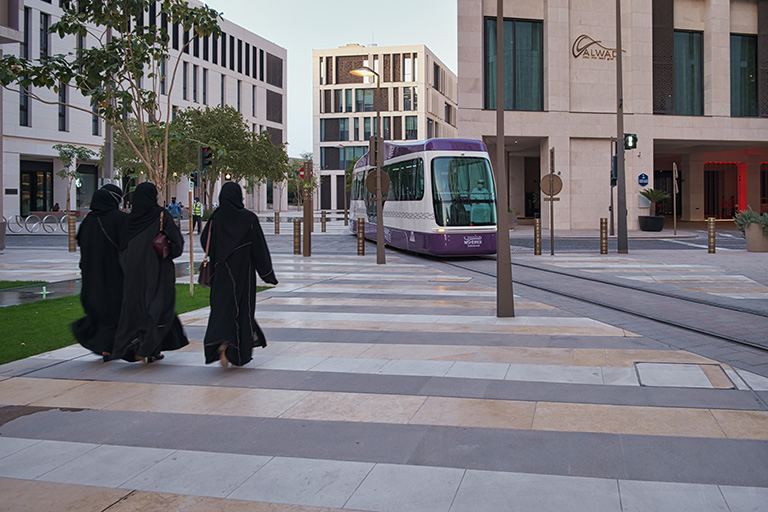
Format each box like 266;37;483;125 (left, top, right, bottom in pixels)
350;66;385;264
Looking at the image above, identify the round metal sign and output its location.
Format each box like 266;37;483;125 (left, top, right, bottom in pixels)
638;173;649;186
365;170;390;197
540;174;563;196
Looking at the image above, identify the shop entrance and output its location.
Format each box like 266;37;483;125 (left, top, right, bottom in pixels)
703;162;746;218
20;161;53;216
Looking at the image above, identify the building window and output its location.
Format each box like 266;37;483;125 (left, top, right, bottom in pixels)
22;7;31;59
245;43;250;76
19;85;30;126
433;63;441;92
403;54;412;82
730;34;758;118
319;57;325;85
193;30;199;57
40;13;50;58
363;117;371;140
260;49;265;81
202;68;208;104
221;74;225;106
403;87;412;111
427;118;434;138
355;89;374;112
345;89;352;112
237;79;241;112
193;64;198;102
238;39;243;73
203;35;209;61
182;61;188;100
58;83;68;131
320;118;349;142
266;90;282;123
212;35;218;64
92;102;100;136
172;22;179;50
673;30;703;116
354;118;359;141
405;116;417;140
253;47;258;78
252;85;256;116
266;53;283;88
160;58;166;95
229;35;235;71
220;32;226;68
183;28;189;54
334;89;343;113
484;17;543;111
383;117;391;140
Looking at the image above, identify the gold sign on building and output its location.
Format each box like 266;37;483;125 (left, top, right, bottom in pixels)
572;35;619;61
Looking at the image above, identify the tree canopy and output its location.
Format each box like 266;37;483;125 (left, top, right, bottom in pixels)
0;0;221;200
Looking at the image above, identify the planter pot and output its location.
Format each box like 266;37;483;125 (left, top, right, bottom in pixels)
507;212;518;229
638;215;665;232
745;224;768;252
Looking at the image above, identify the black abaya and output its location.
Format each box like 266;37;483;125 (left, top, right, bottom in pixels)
201;182;277;366
110;182;189;362
71;186;126;356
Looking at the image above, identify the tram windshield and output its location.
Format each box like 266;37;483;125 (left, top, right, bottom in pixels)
431;156;496;227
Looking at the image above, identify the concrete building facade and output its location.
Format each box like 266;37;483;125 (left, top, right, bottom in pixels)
458;0;768;229
1;0;286;220
312;43;458;211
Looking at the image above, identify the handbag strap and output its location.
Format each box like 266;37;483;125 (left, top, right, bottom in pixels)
203;220;212;262
159;210;164;233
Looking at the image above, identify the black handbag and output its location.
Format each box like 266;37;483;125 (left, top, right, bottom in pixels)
153;211;170;259
198;220;212;287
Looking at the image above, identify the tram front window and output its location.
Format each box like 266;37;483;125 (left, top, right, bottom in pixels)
432;157;496;227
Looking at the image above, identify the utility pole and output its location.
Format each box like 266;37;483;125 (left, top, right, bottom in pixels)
615;0;628;253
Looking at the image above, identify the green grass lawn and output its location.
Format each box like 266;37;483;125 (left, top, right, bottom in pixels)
0;284;216;365
0;280;47;290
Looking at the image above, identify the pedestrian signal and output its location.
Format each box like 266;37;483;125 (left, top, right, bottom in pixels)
624;133;638;150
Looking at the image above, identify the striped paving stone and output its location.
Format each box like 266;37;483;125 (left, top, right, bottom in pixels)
2;250;768;510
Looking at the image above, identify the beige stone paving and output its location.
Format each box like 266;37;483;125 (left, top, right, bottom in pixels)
4;377;768;440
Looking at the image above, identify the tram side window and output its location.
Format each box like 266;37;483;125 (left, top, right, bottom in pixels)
385;158;424;201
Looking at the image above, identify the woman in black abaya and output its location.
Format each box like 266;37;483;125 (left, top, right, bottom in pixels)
201;182;277;368
71;184;126;358
110;182;188;363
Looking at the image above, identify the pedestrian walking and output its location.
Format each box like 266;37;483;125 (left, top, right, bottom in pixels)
167;196;182;226
71;184;126;359
192;197;203;234
109;182;189;363
201;182;278;368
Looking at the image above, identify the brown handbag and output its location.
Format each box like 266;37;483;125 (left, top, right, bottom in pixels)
152;211;171;259
198;220;212;287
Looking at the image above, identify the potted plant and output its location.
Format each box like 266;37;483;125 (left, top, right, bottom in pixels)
733;207;768;252
638;188;670;231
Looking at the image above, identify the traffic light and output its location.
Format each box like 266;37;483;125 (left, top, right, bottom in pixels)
191;171;199;187
199;146;213;171
610;155;617;187
624;133;638;150
368;136;383;167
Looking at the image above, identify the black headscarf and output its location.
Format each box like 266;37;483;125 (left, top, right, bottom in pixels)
124;182;163;246
206;182;257;263
87;184;122;218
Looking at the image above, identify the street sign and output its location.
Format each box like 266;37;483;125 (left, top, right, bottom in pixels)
540;174;563;196
365;170;390;197
299;167;312;179
638;173;649;186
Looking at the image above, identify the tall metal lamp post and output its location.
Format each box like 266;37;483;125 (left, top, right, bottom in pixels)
350;66;385;264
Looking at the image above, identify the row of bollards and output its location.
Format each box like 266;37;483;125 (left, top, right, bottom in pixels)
290;215;366;257
529;217;718;255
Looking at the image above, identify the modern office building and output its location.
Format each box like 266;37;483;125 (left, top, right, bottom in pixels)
312;43;458;211
1;0;286;220
458;0;768;229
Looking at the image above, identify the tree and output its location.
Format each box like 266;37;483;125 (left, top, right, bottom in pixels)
639;188;670;217
53;144;97;252
0;0;221;202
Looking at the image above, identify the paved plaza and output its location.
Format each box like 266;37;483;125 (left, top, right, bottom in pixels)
1;224;767;511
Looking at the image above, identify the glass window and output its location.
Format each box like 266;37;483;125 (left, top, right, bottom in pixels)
160;58;166;95
431;157;496;227
730;34;758;117
345;89;352;112
20;85;30;126
385;158;424;201
237;79;241;112
673;30;703;116
404;54;412;81
355;89;374;112
403;87;412;111
245;43;250;76
229;35;235;71
220;74;225;106
484;18;543;111
383;117;391;140
91;102;99;136
202;68;208;105
354;118;359;141
58;83;67;131
238;39;243;74
364;117;371;140
182;62;188;100
212;35;218;65
193;65;198;102
40;13;50;58
22;7;30;59
405;116;417;140
220;32;226;68
203;35;209;61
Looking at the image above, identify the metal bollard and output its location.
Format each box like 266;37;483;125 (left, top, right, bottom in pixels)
600;218;608;254
534;218;542;256
274;212;280;235
67;215;76;252
293;218;301;255
321;210;326;233
708;217;716;253
344;208;348;226
357;217;365;255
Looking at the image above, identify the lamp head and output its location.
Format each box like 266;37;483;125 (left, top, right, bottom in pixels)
350;66;377;78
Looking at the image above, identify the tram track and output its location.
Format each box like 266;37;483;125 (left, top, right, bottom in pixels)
440;258;768;353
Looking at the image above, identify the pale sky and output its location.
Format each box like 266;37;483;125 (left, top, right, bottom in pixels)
204;0;458;157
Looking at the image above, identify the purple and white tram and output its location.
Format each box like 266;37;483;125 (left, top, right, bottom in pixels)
350;138;497;256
